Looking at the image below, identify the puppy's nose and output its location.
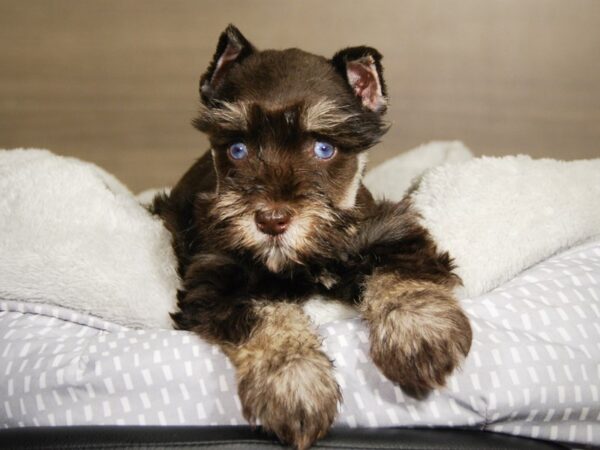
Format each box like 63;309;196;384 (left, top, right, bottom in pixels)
255;208;291;236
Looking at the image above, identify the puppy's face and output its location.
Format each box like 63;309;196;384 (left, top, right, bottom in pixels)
194;26;388;272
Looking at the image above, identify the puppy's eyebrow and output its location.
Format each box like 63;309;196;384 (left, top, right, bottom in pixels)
195;101;249;132
302;99;358;133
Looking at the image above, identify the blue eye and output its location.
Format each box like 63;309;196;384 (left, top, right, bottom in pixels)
228;142;248;160
313;141;335;160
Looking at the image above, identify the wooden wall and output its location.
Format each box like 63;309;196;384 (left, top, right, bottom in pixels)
1;0;599;191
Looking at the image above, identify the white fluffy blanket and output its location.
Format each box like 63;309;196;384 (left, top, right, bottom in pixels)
1;143;599;328
366;143;600;298
0;149;178;328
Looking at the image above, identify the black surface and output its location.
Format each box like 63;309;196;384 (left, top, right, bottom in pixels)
0;426;570;449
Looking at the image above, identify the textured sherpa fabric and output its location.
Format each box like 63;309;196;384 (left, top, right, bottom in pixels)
0;149;179;328
409;155;600;298
364;140;474;200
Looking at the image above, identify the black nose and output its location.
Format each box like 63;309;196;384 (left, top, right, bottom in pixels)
255;208;291;236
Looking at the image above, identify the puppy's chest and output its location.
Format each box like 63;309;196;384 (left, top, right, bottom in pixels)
245;263;362;305
317;262;365;303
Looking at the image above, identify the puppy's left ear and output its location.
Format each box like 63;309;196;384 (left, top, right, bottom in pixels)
331;46;387;113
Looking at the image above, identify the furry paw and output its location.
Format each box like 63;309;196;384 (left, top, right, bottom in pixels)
362;277;472;398
237;353;341;450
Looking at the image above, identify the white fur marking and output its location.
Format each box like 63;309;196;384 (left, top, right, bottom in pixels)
303;296;359;326
339;153;368;209
210;148;221;194
303;99;357;132
198;101;249;130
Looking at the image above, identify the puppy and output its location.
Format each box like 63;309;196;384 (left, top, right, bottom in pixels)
152;25;472;450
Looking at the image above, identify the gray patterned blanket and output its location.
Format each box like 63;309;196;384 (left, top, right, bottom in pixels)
1;239;599;447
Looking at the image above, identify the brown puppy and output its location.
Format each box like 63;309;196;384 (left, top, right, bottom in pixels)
152;25;472;450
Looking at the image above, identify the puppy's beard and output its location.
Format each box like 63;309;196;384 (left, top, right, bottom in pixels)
235;214;315;272
209;191;335;272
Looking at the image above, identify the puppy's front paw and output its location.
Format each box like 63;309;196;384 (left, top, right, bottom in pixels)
362;276;472;398
237;352;340;450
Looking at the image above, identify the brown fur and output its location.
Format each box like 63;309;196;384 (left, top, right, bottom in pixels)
152;25;473;449
224;302;340;450
360;272;471;399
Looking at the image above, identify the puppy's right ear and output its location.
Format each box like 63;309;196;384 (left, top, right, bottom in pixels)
331;46;387;113
200;25;255;102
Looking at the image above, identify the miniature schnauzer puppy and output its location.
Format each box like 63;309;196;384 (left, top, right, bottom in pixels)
153;25;472;450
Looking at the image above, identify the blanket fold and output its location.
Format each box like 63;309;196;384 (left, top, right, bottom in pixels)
382;153;600;298
0;149;178;328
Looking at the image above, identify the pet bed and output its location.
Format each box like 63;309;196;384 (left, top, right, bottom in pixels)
0;143;599;448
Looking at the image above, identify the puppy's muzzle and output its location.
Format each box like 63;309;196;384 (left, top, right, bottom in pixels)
255;207;292;236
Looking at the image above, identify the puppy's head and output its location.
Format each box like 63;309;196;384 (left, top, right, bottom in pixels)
194;25;389;272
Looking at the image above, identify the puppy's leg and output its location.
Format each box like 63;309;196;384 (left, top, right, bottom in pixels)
360;271;472;398
173;254;340;450
224;302;340;450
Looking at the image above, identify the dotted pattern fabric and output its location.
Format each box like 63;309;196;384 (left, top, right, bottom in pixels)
1;240;599;447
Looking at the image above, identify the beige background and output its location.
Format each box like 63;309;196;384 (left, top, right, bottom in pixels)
1;0;599;192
